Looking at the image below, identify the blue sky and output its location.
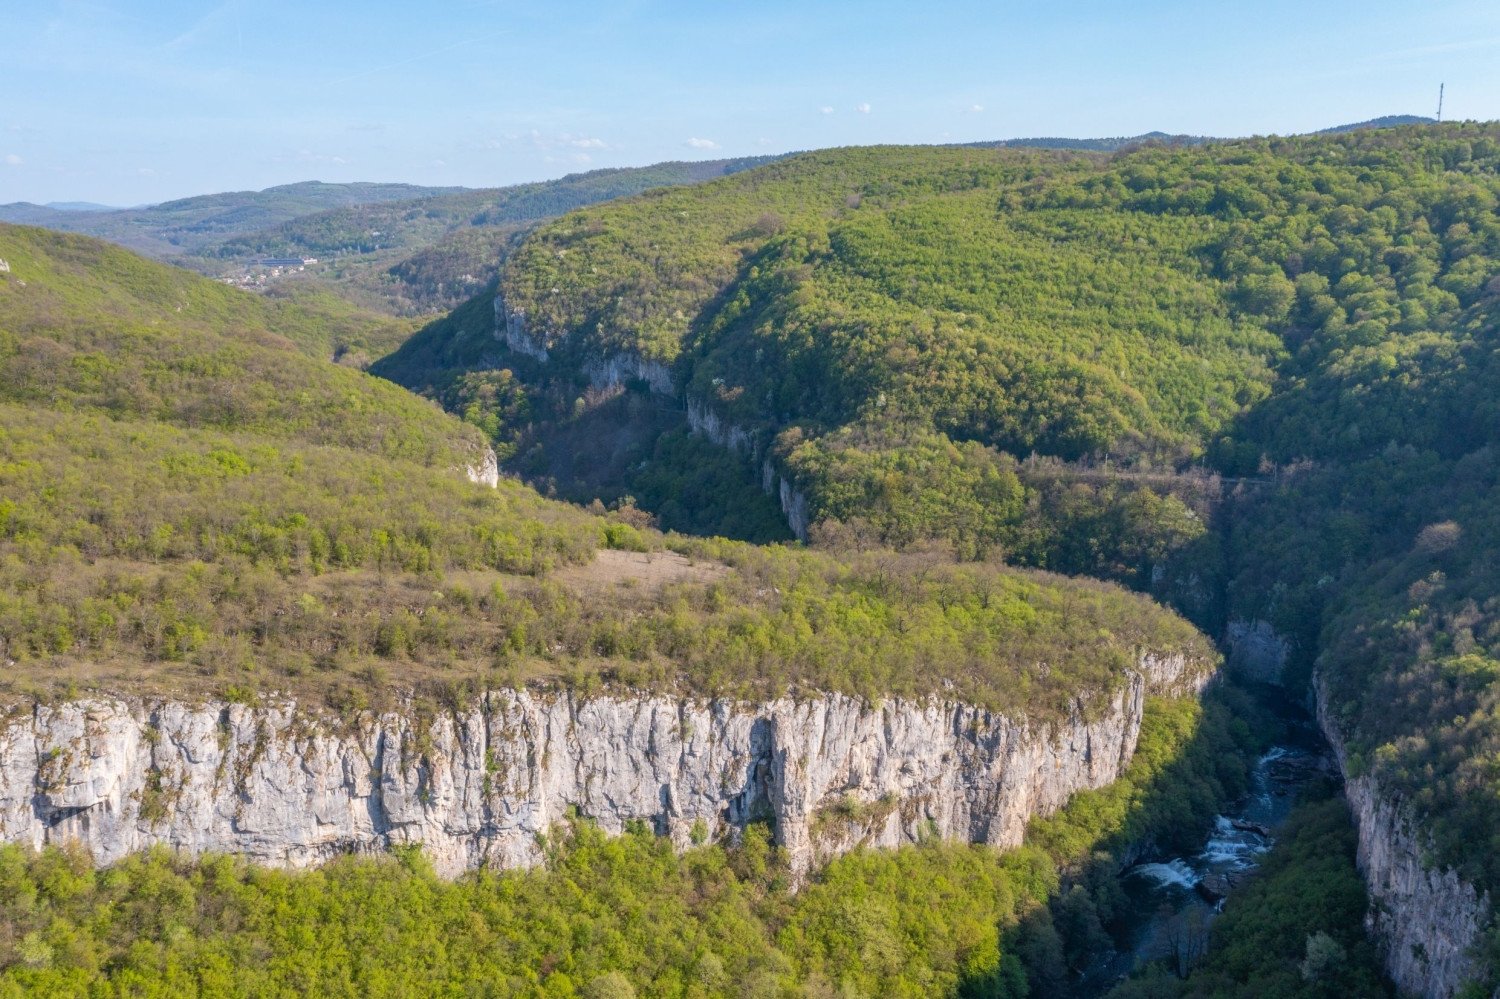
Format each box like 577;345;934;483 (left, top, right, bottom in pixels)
3;0;1498;205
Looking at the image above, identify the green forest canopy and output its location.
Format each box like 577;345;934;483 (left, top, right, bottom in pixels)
0;221;1212;717
454;124;1500;956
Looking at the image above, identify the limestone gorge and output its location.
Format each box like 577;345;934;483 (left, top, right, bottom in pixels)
6;119;1500;996
492;291;816;540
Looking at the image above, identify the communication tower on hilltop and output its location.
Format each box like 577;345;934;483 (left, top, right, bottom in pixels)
1437;83;1445;123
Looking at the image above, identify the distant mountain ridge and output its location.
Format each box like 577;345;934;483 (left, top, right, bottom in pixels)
42;200;120;212
0;117;1444;318
0;180;464;256
0;158;784;317
968;114;1439;152
1316;114;1437;133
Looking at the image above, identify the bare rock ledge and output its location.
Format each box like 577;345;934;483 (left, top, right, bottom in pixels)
0;653;1205;879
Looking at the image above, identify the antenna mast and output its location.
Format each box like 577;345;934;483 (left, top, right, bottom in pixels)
1437;83;1445;123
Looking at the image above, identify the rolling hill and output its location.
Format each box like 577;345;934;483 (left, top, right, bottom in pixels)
385;122;1500;993
0;181;459;257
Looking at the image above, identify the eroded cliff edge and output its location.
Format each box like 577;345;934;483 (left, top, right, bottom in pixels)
0;652;1204;880
1315;675;1496;998
493;293;815;540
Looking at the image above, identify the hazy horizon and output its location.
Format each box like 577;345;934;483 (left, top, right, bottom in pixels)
4;0;1498;205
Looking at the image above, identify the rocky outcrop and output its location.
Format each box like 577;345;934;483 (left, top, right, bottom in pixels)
464;445;500;487
583;353;673;396
1315;677;1494;997
683;397;812;540
492;293;673;394
490;292;815;539
1224;618;1290;685
687;398;754;454
0;653;1205;880
494;296;549;361
778;477;811;541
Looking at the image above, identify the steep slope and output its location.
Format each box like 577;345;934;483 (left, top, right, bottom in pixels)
0;224;458;442
397;122;1500;994
380;145;1266;601
0;224;1216;878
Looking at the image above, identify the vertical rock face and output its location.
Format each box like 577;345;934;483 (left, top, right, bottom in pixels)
581;354;673;396
491;293;673;394
490;295;815;540
464;446;500;487
686;398;754;454
0;654;1204;878
494;296;549;361
1315;678;1494;998
1224;618;1290;685
682;398;812;540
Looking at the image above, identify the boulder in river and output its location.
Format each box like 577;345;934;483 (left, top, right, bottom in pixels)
1197;873;1233;902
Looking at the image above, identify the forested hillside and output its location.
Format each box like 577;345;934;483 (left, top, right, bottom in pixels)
0;220;1210;713
9;120;1494;992
191;157;781;316
391;122;1500;991
2;159;784;323
0;221;1281;995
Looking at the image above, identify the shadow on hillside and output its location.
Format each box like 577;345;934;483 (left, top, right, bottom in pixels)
955;683;1273;998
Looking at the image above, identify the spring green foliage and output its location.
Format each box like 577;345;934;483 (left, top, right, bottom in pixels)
495;144;1281;520
0;694;1253;997
472;125;1500;906
1168;125;1500;924
0;222;1210;713
486;124;1500;552
0;222;474;455
1106;795;1392;999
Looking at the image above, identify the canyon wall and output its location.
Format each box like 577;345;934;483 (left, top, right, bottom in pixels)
1316;677;1495;998
0;653;1204;880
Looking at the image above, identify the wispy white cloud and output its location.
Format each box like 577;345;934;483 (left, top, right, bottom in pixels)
819;106;835;115
326;28;511;86
4;154;21;166
970;104;985;112
855;102;872;114
568;137;607;149
685;137;719;149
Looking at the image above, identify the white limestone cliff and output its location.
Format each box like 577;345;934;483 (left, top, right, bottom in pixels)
464;445;500;487
582;353;673;396
1315;676;1495;998
0;652;1205;880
